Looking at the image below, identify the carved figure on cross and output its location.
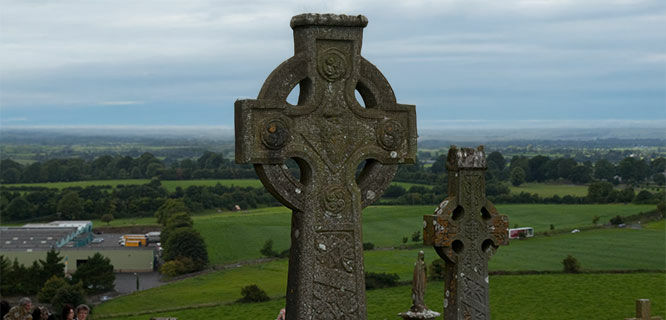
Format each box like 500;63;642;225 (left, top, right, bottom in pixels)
235;13;417;319
423;145;509;320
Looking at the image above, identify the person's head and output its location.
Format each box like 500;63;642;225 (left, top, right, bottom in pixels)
418;250;424;261
19;297;31;312
61;304;74;320
39;306;50;320
1;300;10;316
32;308;42;320
75;304;89;320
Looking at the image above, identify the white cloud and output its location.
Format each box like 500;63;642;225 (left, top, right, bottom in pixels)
99;101;143;106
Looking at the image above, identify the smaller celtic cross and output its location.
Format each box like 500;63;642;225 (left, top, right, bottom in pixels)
423;146;509;320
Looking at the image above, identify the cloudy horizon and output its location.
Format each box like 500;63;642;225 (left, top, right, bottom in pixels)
1;0;664;128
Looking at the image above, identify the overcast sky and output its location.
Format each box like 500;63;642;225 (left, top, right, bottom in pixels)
1;0;664;129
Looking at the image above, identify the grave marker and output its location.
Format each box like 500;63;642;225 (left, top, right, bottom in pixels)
423;146;509;320
235;13;417;319
625;299;663;320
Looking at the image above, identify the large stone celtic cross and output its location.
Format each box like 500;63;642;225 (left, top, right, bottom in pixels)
423;146;509;320
235;14;416;319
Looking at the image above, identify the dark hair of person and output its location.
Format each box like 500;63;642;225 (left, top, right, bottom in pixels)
61;304;74;319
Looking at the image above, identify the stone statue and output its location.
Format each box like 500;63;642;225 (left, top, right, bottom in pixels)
411;250;427;312
399;251;440;320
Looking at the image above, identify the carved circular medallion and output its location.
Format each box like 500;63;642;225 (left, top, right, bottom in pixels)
317;48;347;82
261;119;289;150
377;119;404;150
321;187;348;217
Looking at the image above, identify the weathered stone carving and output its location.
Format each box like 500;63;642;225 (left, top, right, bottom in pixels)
423;146;509;320
398;251;440;320
235;13;417;319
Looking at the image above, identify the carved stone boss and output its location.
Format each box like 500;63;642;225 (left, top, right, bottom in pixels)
423;146;509;320
235;14;417;319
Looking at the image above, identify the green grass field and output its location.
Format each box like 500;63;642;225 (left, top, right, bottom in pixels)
365;227;665;278
509;182;588;197
91;203;664;319
95;272;665;320
194;204;655;266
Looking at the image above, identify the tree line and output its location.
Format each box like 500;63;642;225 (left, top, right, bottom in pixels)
1;250;113;312
1;180;279;223
0;151;256;184
2;150;664;187
1;151;664;222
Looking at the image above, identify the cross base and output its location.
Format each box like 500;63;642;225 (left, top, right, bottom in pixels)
398;309;441;320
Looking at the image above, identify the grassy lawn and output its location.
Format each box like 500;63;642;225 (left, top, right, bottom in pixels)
365;227;666;278
191;204;655;265
95;272;665;319
93;225;665;317
509;182;588;197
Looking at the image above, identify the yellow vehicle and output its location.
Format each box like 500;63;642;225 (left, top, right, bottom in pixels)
119;234;147;247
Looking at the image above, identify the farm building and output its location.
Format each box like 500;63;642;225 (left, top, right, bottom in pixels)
0;220;155;273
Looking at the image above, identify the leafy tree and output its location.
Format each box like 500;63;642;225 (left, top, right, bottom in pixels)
22;162;43;182
0;159;22;183
57;191;84;220
487;151;506;171
162;228;209;270
383;185;406;198
509;156;529;174
657;201;665;215
618;157;649;183
617;187;635;203
50;281;86;315
527;155;550;182
634;190;656;204
260;239;279;258
72;252;115;294
0;256;12;295
650;157;666;175
430;155;447;174
39;249;65;282
2;168;21;184
159;257;198;278
486;180;510;196
365;271;399;289
411;230;421;242
562;255;581;273
556;158;577;180
510;167;526;187
161;211;194;244
5;196;34;221
587;181;613;203
653;173;665;186
38;276;68;303
145;162;164;177
569;165;592;184
101;213;114;225
610;215;624;225
594;159;615;181
155;199;189;225
429;259;446;280
237;284;269;303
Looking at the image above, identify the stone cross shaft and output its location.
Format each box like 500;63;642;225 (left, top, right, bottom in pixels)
235;13;417;319
423;146;509;320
